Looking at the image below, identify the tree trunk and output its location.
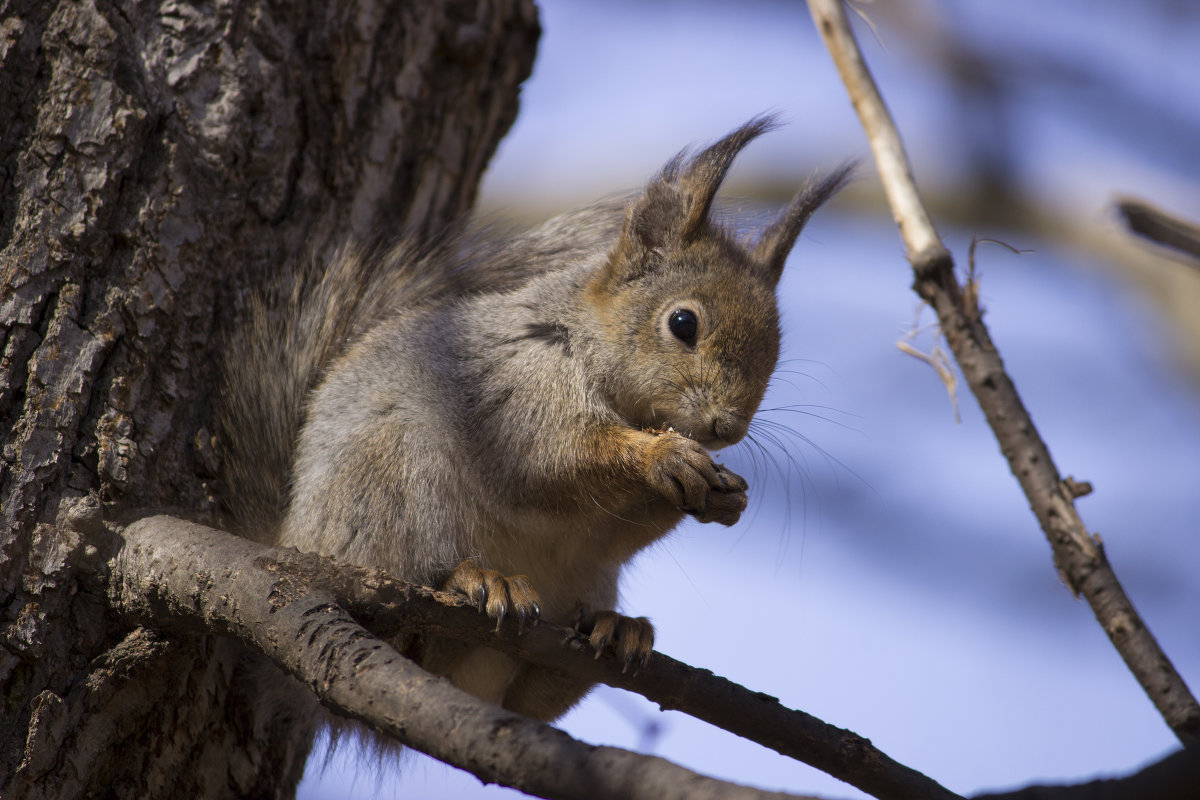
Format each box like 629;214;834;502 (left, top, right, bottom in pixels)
0;0;537;796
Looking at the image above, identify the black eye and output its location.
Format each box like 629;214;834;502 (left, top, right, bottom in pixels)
668;308;698;345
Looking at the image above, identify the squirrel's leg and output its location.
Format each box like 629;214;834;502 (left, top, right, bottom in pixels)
441;557;542;630
574;605;654;671
500;611;652;721
501;663;592;722
421;560;537;705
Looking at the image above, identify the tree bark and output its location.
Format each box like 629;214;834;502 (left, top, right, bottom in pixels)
0;0;537;796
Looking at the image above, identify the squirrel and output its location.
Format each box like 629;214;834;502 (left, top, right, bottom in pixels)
217;115;850;723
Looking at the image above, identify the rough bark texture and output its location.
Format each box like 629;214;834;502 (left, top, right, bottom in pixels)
0;0;538;796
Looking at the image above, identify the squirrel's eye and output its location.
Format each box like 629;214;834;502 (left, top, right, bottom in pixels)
668;308;698;345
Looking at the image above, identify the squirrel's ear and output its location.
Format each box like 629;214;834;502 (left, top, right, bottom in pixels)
624;177;682;252
675;115;777;240
604;180;679;282
752;163;854;283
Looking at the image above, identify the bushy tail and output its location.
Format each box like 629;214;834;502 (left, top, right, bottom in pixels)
217;237;460;540
216;247;387;541
216;208;626;541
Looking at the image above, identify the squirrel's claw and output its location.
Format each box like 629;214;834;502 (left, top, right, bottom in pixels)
443;559;541;633
574;606;655;673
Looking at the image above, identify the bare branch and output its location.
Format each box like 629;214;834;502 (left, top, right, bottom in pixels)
104;514;959;800
1116;198;1200;263
109;515;832;800
973;746;1200;800
806;0;1200;745
260;547;958;800
807;0;944;262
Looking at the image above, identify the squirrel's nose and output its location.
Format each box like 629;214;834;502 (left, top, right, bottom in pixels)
711;412;748;446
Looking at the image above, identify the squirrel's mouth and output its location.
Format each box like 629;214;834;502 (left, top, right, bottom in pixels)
699;433;737;452
643;422;740;452
640;399;750;450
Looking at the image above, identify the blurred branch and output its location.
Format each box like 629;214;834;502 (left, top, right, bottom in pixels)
109;515;959;800
806;0;1200;746
973;746;1200;800
1116;198;1200;263
871;2;1200;221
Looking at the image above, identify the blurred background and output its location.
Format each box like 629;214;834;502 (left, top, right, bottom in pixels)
302;1;1200;797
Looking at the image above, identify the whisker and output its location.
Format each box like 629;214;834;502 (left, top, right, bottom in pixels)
751;417;871;494
775;356;838;372
742;430;810;563
757;405;864;435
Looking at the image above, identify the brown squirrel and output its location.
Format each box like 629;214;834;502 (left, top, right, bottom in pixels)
218;115;849;723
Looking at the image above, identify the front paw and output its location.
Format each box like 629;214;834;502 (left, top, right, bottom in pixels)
443;558;541;632
574;606;655;672
645;432;748;526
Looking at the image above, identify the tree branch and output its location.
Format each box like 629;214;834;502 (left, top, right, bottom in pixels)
101;512;958;800
99;512;1196;800
973;746;1200;800
805;0;1200;745
1116;198;1200;263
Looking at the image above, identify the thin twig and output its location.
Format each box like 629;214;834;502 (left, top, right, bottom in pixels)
806;0;1200;745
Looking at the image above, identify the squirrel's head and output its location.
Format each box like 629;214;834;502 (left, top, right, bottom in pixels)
585;116;851;450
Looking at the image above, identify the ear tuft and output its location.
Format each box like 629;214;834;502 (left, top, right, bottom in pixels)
621;116;780;258
676;115;778;240
752;162;854;283
606;118;847;286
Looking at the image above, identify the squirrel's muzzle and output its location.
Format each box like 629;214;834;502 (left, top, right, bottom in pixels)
707;411;749;450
